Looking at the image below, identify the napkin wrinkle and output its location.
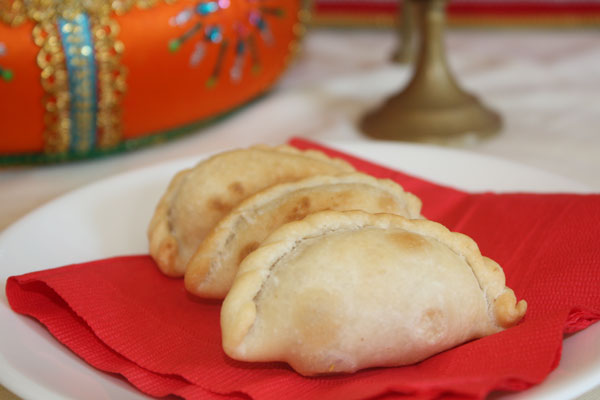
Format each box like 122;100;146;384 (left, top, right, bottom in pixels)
7;270;243;400
50;258;207;373
5;276;203;398
9;260;244;400
8;274;252;400
565;307;600;334
50;257;240;393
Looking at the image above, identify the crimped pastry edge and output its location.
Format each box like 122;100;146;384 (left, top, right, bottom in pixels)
184;172;423;297
148;144;355;277
221;210;527;351
147;168;191;277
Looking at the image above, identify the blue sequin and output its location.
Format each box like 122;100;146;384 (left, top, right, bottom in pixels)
205;26;222;43
196;2;218;15
235;40;245;54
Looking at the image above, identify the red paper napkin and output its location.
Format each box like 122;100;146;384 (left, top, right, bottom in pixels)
6;138;600;400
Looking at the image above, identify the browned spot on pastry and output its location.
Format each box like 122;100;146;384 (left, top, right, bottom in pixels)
326;190;353;209
228;181;245;196
209;197;231;213
157;237;179;277
388;231;429;251
238;241;260;263
293;289;341;348
285;196;312;222
420;308;444;343
377;195;397;212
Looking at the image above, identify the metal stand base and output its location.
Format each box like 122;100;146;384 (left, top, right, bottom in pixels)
362;0;502;142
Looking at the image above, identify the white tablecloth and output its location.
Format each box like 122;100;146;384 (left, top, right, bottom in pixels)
1;28;599;400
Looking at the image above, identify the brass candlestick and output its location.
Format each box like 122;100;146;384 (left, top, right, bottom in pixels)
391;0;416;63
362;0;501;142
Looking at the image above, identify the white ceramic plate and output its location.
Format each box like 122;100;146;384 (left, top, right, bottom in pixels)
0;141;598;400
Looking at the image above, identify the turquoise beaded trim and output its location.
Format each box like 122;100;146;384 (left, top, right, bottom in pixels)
58;13;98;153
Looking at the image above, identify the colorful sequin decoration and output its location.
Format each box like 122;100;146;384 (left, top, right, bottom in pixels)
0;42;14;82
1;0;163;156
168;1;285;87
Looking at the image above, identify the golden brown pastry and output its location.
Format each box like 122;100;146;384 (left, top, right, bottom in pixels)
221;210;527;376
185;173;422;298
148;145;354;277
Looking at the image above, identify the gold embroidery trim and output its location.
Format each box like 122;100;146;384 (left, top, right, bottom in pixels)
90;12;126;148
285;0;312;67
1;0;167;27
1;0;169;153
0;0;27;27
33;20;71;153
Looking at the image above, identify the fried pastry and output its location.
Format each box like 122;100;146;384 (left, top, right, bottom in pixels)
221;210;527;376
148;145;354;277
185;173;422;298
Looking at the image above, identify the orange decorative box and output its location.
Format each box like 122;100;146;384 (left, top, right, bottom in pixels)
0;0;307;163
